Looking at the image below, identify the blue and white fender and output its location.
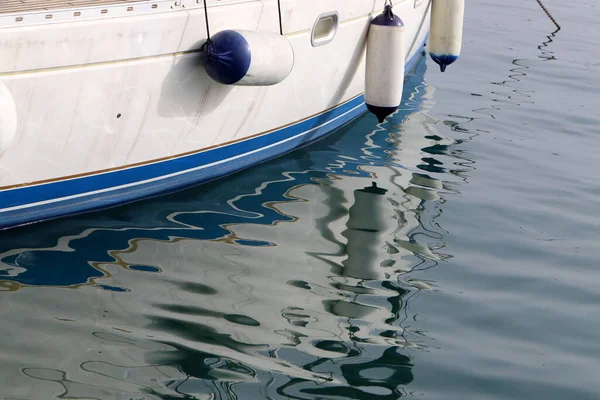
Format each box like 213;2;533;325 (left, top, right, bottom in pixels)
365;5;406;123
203;30;295;86
429;0;465;72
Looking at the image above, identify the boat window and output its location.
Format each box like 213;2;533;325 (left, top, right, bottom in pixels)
311;12;339;47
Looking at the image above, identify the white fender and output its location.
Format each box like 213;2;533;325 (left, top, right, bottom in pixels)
429;0;465;72
203;30;295;86
365;5;406;123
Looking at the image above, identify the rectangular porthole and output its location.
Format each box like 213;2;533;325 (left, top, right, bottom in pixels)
311;12;339;47
314;17;335;39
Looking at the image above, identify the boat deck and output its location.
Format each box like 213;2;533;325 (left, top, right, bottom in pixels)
0;0;149;15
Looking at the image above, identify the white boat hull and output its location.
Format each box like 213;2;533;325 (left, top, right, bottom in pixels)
0;0;431;229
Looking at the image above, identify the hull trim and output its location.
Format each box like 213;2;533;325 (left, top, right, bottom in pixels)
0;93;364;192
0;36;428;229
2;102;365;213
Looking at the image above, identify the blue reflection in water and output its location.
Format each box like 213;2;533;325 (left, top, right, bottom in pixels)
0;55;466;399
0;55;443;291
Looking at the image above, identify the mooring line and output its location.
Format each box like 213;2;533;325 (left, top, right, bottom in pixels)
534;0;561;30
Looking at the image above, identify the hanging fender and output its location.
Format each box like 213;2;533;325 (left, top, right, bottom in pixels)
429;0;465;72
365;4;406;123
203;30;295;86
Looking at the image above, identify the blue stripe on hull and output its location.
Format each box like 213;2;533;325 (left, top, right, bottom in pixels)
0;40;427;230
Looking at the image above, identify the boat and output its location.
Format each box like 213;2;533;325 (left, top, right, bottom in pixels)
0;54;440;287
0;58;447;396
0;0;446;230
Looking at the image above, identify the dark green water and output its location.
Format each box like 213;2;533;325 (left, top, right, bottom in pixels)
2;0;599;398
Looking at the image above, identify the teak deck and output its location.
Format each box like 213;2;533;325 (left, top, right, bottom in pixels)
0;0;150;15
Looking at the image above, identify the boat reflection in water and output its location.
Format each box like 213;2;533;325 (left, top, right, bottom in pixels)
0;56;465;399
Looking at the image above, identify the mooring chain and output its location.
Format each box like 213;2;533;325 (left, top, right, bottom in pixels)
534;0;561;30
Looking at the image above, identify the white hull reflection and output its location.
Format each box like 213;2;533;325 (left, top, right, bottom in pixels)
0;58;459;398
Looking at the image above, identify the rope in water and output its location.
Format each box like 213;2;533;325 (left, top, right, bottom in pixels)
534;0;561;30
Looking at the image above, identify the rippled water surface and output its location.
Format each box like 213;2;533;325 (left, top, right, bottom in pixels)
2;0;599;398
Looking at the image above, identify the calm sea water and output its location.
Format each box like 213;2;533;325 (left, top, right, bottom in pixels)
2;0;599;398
